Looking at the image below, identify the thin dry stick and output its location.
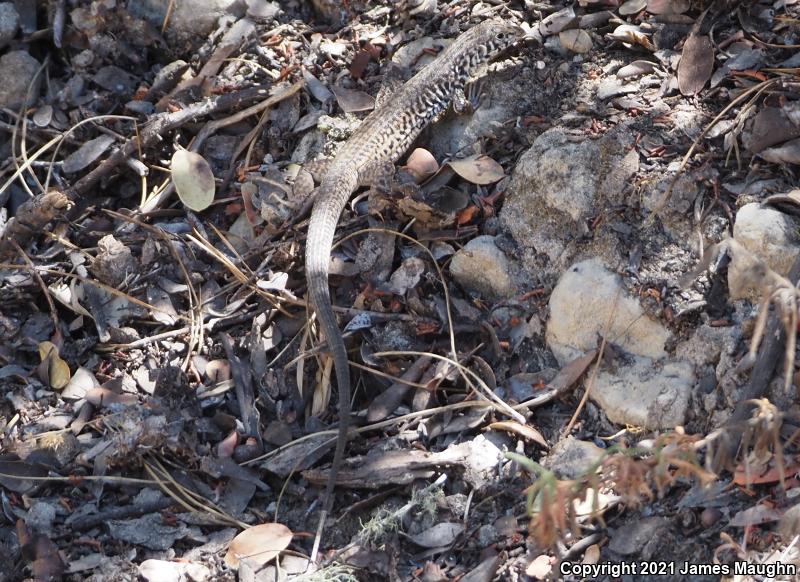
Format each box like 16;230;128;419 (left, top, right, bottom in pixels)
11;58;49;199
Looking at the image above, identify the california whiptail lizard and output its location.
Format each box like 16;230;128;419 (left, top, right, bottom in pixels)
306;18;524;555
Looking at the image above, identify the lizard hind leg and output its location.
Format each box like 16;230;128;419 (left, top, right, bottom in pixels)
358;160;395;196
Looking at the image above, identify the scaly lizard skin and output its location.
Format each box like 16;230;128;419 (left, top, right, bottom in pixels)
306;18;524;543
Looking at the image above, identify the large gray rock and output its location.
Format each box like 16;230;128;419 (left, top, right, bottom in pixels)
729;202;800;299
592;357;694;429
501;127;638;273
546;258;670;364
0;51;41;109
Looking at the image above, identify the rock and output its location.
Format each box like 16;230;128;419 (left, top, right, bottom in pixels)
24;501;56;534
546;258;670;364
0;2;19;48
501;127;638;273
128;0;244;43
674;323;740;370
90;235;138;288
544;436;605;479
138;559;211;582
608;517;671;555
0;51;41;109
729;203;800;299
449;235;516;299
592;357;694;429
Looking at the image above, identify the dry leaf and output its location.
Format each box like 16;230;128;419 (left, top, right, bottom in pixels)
647;0;689;14
526;555;555;579
488;420;549;449
559;29;592;53
172;149;215;211
447;154;505;185
224;523;293;569
404;148;439;183
583;543;601;564
678;35;714;96
331;85;375;113
408;522;462;547
37;341;71;390
609;24;655;51
619;0;646;16
62;135;115;174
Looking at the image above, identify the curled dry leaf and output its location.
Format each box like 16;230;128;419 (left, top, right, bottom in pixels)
404;148;439;183
224;523;293;569
447;154;505;185
171;149;215;212
609;24;655;51
487;420;548;449
678;35;714;96
37;341;71;390
559;29;592;54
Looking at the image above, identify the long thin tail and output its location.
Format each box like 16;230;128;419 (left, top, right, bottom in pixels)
305;172;356;560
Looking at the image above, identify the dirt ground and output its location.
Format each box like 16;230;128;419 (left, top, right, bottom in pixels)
2;0;800;581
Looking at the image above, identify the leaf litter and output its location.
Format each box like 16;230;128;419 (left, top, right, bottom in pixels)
1;0;800;580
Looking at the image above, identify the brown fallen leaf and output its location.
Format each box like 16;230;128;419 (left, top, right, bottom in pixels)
447;154;505;185
224;523;293;569
609;24;655;51
37;341;71;390
487;420;549;449
678;34;714;96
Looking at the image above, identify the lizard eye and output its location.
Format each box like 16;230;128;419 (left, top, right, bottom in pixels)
497;32;507;40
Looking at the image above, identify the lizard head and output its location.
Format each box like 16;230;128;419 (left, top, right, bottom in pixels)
448;19;525;73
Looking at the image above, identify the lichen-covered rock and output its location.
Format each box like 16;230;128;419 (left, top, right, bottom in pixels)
501;127;638;275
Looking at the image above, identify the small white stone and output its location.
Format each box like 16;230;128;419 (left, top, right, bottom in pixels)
449;235;515;299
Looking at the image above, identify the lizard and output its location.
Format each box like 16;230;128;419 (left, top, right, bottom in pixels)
305;18;525;552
